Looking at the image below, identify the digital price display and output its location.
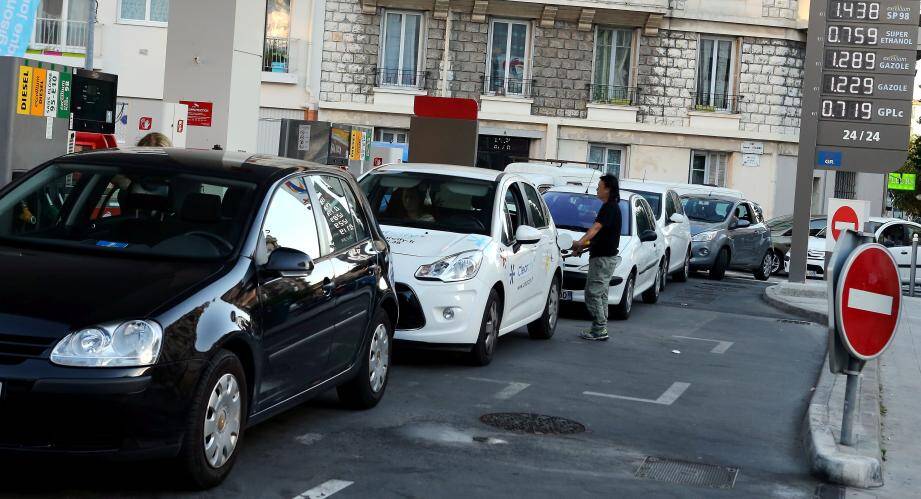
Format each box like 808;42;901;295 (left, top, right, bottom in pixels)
829;1;881;20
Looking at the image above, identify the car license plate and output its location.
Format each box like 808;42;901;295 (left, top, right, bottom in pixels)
561;290;573;301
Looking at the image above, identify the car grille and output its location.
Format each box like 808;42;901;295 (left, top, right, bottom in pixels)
0;333;57;364
395;283;426;330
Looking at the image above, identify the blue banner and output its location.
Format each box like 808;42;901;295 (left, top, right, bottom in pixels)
0;0;41;57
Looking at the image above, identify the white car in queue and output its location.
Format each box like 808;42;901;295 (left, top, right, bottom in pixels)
359;164;566;366
619;179;693;285
543;185;667;320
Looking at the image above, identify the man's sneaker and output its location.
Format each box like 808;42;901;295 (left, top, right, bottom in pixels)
580;330;609;341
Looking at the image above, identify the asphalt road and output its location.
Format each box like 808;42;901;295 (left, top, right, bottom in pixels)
2;272;829;498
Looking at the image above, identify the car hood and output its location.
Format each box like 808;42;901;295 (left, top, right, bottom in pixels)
0;245;227;340
558;228;629;269
380;226;493;258
689;221;724;235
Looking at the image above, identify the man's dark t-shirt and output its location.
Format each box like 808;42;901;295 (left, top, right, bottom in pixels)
589;200;622;259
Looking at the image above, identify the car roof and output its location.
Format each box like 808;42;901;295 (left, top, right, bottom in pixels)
54;147;344;186
373;163;504;182
619;179;674;194
545;185;639;201
680;193;741;202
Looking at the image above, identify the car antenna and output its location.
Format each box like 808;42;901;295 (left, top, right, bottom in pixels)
585;167;600;195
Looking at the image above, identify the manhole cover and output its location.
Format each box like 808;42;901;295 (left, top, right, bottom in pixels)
634;457;739;489
479;413;585;435
777;318;812;325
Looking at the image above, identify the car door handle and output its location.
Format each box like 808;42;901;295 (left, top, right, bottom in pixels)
901;251;909;255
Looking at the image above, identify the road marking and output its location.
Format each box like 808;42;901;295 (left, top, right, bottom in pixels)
672;335;735;354
293;480;353;499
848;288;893;315
466;377;531;400
835;221;857;232
584;382;690;406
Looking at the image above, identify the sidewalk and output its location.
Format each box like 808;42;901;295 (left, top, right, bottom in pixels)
764;283;921;494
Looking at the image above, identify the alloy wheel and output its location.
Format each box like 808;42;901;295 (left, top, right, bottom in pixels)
770;252;781;274
625;278;634;314
548;282;559;330
484;301;498;355
763;254;773;277
369;323;390;393
203;373;242;469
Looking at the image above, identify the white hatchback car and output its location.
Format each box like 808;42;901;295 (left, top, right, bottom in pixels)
543;186;667;320
620;179;693;284
359;164;565;366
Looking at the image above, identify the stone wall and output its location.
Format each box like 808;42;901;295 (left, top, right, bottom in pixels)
531;20;594;118
425;16;448;95
320;0;378;104
738;37;804;135
445;13;489;100
762;0;798;19
635;29;697;126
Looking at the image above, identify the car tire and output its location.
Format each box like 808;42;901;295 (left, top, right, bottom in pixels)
673;247;691;283
611;272;635;320
709;248;729;281
753;251;773;281
337;309;393;409
770;250;783;275
469;289;501;366
177;349;248;490
528;277;559;340
642;260;665;304
659;255;669;292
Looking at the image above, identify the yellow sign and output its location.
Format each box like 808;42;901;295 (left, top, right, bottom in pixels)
16;66;32;115
30;67;47;116
349;130;362;161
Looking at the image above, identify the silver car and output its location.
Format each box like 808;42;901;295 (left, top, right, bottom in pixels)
681;195;774;281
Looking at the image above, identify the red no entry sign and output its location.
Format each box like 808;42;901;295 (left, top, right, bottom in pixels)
836;244;902;360
831;205;859;242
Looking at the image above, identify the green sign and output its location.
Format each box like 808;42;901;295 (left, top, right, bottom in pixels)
57;70;71;119
888;173;917;191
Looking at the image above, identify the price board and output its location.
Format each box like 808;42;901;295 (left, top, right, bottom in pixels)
803;0;919;173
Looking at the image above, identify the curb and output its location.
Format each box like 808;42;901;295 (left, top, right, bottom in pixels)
803;358;883;489
762;285;828;324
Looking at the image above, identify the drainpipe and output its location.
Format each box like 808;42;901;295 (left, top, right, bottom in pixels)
84;0;96;70
440;10;452;97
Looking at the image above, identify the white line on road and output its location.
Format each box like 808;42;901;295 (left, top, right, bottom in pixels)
672;335;735;354
293;480;353;499
584;382;691;406
466;377;531;400
848;288;893;315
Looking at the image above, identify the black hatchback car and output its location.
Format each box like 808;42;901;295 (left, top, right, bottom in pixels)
0;149;397;488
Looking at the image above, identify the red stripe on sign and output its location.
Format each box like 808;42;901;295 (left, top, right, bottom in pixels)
414;96;478;120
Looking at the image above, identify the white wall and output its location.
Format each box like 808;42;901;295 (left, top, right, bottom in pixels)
95;1;168;99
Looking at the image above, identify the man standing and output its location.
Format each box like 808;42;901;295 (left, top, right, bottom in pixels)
571;175;622;341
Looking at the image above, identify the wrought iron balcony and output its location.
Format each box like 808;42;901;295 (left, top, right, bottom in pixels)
482;76;535;98
31;17;88;53
374;68;428;90
587;85;640;106
263;37;290;73
694;92;742;113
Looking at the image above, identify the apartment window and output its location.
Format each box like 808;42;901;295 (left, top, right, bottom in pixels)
264;0;291;72
32;0;90;52
119;0;169;24
487;19;531;96
379;11;424;87
591;28;634;104
588;144;625;177
376;128;408;144
690;151;728;187
697;37;735;111
834;172;857;199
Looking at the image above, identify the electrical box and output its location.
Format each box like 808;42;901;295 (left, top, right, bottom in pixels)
115;101;189;148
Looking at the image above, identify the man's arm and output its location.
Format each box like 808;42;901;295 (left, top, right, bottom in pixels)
572;222;603;255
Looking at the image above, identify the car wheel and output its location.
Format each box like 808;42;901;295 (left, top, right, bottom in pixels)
611;272;635;320
770;251;783;275
659;255;669;292
469;289;501;366
754;251;773;281
337;309;393;409
528;277;559;340
178;350;247;490
642;260;665;304
673;247;691;283
709;248;729;281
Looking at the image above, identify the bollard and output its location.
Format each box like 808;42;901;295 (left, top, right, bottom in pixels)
911;234;919;298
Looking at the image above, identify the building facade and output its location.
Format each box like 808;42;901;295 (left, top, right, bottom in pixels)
317;0;888;218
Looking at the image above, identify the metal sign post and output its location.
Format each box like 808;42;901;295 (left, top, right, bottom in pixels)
911;233;918;297
790;0;919;282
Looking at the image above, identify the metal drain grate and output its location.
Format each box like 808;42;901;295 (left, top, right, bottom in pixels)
777;318;812;325
634;457;739;489
479;413;585;435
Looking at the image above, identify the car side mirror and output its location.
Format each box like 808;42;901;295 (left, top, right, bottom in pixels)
734;219;751;229
515;225;542;245
640;230;658;243
669;213;687;224
265;247;314;276
557;233;574;251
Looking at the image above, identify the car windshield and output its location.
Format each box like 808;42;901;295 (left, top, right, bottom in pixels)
360;171;496;235
0;163;257;259
681;197;735;223
624;190;662;219
542;191;630;235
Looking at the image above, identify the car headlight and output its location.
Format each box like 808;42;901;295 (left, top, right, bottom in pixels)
416;251;484;282
51;320;163;367
692;230;719;242
579;256;621;272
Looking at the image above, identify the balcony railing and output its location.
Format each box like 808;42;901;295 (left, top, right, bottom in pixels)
31;17;88;53
263;37;290;73
482;76;535;98
694;92;742;113
587;85;640;106
374;68;428;90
